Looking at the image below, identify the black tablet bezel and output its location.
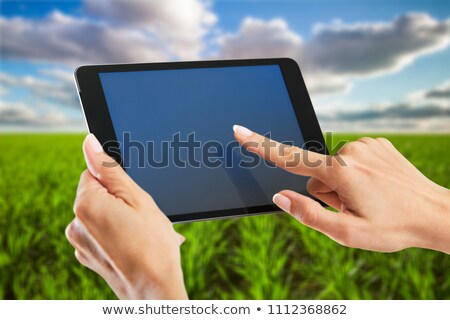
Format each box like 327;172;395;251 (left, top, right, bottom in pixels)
75;58;327;223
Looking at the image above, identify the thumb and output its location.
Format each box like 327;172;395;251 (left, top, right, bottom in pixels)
83;134;143;206
273;190;357;245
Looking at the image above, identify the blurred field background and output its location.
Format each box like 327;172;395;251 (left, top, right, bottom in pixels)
1;0;449;301
0;133;448;300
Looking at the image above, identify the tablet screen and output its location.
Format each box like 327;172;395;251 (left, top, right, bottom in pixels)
99;65;309;217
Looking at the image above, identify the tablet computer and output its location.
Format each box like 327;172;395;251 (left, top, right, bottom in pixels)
74;58;327;222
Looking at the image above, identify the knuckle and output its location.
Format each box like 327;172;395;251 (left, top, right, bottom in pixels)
295;202;316;226
336;224;354;247
330;154;347;168
65;222;75;241
77;170;91;189
375;137;393;147
74;171;93;217
98;168;128;190
357;137;375;145
66;220;76;235
74;250;89;267
95;156;121;178
281;145;301;165
101;156;119;169
338;141;359;155
73;197;89;218
95;153;119;172
95;167;113;182
375;137;388;143
66;220;86;247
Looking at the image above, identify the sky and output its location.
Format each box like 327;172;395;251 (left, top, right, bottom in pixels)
0;0;449;132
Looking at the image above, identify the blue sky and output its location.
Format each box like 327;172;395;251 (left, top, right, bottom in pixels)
1;0;449;131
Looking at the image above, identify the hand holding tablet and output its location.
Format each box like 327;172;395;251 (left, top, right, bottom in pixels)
67;134;188;300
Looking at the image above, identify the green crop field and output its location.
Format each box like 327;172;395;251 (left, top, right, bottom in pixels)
0;134;449;299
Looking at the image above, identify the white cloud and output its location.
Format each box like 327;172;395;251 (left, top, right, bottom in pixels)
0;86;7;96
216;13;450;95
217;17;301;59
1;6;449;132
417;80;450;100
39;67;76;84
317;80;450;131
0;101;71;127
0;71;83;130
2;10;448;94
0;72;78;107
0;11;168;66
306;13;450;76
84;0;217;59
0;0;217;66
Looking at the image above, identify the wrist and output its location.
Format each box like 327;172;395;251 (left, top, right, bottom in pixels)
156;281;189;300
140;264;188;300
118;260;188;300
124;273;188;300
411;184;450;254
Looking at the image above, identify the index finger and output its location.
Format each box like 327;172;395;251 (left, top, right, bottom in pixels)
233;125;330;179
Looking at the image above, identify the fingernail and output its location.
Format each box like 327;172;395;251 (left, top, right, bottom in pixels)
233;125;253;137
86;133;103;154
273;193;291;213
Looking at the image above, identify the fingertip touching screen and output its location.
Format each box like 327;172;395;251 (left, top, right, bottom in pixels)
99;65;308;217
